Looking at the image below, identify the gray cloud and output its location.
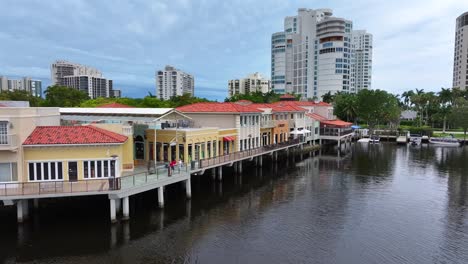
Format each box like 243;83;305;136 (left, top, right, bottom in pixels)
1;0;467;101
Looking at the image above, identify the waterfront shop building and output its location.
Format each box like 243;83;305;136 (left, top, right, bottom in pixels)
176;103;263;152
22;126;130;183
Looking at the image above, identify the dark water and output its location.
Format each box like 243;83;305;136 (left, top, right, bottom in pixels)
1;144;468;264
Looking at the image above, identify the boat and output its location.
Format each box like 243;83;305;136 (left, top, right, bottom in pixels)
369;135;380;144
357;138;370;143
429;137;460;146
410;137;420;146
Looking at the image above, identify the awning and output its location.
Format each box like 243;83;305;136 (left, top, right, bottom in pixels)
223;136;235;142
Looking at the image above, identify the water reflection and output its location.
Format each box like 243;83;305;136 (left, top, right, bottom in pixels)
1;146;468;263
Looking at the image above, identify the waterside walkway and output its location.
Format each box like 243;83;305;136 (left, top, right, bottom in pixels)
1;139;305;223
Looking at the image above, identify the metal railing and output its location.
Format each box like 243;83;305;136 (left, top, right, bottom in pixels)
197;138;300;169
260;120;275;128
0;164;191;197
0;134;17;147
119;164;190;189
0;179;114;197
320;128;353;137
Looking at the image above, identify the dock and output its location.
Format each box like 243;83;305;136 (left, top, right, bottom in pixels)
1;139;305;223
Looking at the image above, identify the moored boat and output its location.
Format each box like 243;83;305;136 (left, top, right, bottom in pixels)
370;135;380;144
429;137;460;146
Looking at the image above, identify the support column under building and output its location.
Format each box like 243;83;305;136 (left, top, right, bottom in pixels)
123;196;130;220
110;199;117;223
158;187;165;208
258;155;263;167
17;200;24;223
217;166;223;181
185;178;192;199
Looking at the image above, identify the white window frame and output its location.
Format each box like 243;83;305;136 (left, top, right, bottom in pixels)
28;161;64;182
83;159;114;180
0;162;17;183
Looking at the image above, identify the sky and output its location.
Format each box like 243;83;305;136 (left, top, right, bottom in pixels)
1;0;468;101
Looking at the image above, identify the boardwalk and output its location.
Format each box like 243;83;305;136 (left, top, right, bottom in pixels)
1;139;305;223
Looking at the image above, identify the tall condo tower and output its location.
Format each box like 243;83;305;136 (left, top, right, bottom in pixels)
156;65;194;100
271;8;373;99
453;12;468;89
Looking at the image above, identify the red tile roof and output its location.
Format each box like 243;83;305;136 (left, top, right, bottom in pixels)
0;103;6;107
321;120;352;128
96;102;135;108
280;94;296;99
248;103;306;113
23;126;128;146
306;113;327;121
177;102;262;113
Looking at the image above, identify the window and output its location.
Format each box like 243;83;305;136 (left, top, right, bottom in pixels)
83;160;115;179
0;163;17;182
28;162;63;181
0;121;8;144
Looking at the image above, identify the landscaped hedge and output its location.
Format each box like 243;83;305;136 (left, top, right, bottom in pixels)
399;125;433;136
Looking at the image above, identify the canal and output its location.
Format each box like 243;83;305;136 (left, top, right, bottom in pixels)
1;144;468;263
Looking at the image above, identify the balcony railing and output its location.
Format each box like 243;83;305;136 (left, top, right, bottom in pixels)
0;134;17;149
197;138;300;169
0;164;191;197
261;120;275;128
320;128;353;137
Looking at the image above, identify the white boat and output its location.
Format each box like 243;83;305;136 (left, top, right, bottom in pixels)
357;138;371;143
370;135;380;144
429;137;460;146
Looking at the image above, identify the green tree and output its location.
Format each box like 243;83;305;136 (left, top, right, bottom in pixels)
321;91;335;103
333;93;358;123
401;90;415;109
450;98;468;142
0;90;43;106
42;85;89;107
357;89;401;131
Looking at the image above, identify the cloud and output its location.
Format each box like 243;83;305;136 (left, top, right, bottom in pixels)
1;0;468;99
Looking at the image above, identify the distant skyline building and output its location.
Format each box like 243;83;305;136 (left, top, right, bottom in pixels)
453;11;468;89
271;8;373;99
50;60;119;98
228;72;271;97
156;65;194;100
0;76;42;97
351;30;373;91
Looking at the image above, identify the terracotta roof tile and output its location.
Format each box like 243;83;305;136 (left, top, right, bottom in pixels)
321;120;352;128
273;101;331;107
177;102;262;113
23;126;128;146
280;94;296;99
306;113;327;121
96;103;135;108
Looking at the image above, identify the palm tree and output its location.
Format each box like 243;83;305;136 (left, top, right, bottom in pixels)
401;90;415;108
438;88;453;132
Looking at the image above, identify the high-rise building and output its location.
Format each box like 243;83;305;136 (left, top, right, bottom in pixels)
351;30;373;92
228;72;271;97
271;8;373;99
156;65;194;100
453;12;468;89
0;76;42;97
50;60;116;98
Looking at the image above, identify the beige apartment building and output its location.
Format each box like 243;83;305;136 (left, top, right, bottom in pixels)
0;105;60;183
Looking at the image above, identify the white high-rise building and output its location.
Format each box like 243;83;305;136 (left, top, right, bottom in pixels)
228;72;271;97
271;8;372;99
50;60;118;98
351;30;373;92
156;65;194;100
0;76;42;97
453;12;468;89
